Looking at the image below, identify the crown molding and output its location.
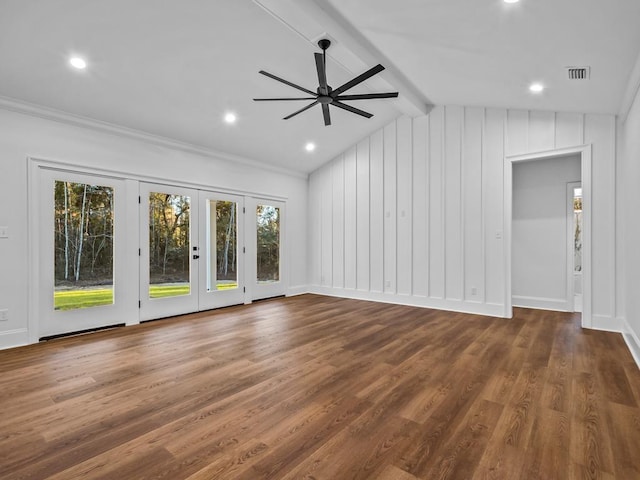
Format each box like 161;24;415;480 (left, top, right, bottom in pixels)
0;95;309;180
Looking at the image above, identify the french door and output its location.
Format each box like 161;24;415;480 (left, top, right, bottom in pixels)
139;184;246;320
249;198;286;300
198;191;245;310
139;183;200;321
35;168;285;337
37;169;134;338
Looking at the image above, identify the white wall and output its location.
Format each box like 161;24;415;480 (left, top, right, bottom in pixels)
619;81;640;362
308;107;617;324
0;107;308;350
512;155;581;311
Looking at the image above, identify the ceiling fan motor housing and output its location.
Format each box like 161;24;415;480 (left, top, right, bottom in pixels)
318;39;331;51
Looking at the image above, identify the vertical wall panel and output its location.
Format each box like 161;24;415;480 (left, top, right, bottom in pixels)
308;108;616;324
397;115;413;296
585;114;616;318
344;147;357;289
528;110;555;152
429;107;445;299
356;138;370;291
463;107;484;301
484;108;506;305
445;106;463;300
383;122;397;293
506;109;528;156
369;129;384;293
320;164;333;286
555;112;585;148
412;115;429;297
331;156;345;288
308;169;322;285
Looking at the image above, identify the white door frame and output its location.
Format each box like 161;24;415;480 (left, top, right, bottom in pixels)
504;145;592;328
28;161;139;342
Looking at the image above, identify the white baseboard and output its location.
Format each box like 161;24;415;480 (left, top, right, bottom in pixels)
308;285;506;318
0;328;29;351
286;285;308;297
623;318;640;370
590;314;624;333
512;295;570;312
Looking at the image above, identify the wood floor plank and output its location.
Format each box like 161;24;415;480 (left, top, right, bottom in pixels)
0;294;639;480
570;371;616;476
493;365;547;449
374;464;420;480
605;402;640;478
424;399;504;480
471;439;527;480
519;408;570;479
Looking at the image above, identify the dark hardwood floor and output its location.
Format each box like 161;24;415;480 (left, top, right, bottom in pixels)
1;294;639;479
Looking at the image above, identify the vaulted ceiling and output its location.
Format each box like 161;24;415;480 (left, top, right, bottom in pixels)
1;0;639;174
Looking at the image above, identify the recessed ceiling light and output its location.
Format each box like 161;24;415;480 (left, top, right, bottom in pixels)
504;0;520;3
69;57;87;70
305;142;316;152
224;112;237;124
529;83;545;93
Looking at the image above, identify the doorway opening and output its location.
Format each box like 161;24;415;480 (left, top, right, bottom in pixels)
504;145;592;328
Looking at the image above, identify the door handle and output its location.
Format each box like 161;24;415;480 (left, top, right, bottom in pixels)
193;255;199;260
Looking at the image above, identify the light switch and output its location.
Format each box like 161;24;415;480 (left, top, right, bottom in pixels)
0;226;8;238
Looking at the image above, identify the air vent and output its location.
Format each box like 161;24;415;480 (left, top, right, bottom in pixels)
566;66;590;80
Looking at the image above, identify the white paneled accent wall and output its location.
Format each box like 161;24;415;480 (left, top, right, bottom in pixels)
308;107;617;324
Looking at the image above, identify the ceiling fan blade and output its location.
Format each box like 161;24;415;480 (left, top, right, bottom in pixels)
315;53;328;95
336;92;398;100
259;70;317;96
331;100;373;118
322;104;331;126
331;64;385;96
283;101;319;120
253;97;317;101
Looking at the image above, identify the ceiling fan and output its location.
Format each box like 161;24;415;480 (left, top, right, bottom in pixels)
253;39;398;126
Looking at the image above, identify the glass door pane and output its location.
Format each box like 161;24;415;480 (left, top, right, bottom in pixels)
257;204;280;283
198;191;245;310
54;181;114;310
573;187;583;273
208;199;238;291
148;192;191;299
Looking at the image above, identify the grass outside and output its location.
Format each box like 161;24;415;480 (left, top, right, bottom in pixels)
54;283;238;310
149;284;191;299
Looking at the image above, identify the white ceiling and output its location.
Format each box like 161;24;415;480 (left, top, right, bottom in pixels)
326;0;640;114
1;0;639;175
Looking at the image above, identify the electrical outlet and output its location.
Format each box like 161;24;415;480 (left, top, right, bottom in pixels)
385;280;391;288
471;287;477;295
0;309;8;321
0;226;8;238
